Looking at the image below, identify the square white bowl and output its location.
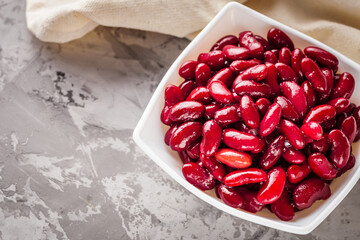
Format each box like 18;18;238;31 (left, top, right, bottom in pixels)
133;1;360;235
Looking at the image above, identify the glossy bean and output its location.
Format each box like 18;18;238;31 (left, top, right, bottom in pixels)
186;140;201;159
186;86;212;104
234;80;271;99
208;80;233;104
238;187;265;213
164;84;184;106
169;101;205;122
208;67;235;88
264;63;281;96
239;31;264;59
179;60;198;79
179;80;196;99
254;35;271;51
301;81;317;110
274;96;299;122
308;153;338;180
178;151;193;164
280;81;307;118
214;105;241;125
222;128;261;151
233;64;268;87
182;162;216;190
301;57;328;93
170;122;202;151
279;119;305;149
260;135;285;170
229;59;261;75
267;27;294;51
271;191;295;221
224;168;267;187
195;63;212;87
326;98;350;114
303;104;336;124
215;148;252;169
328;129;351;169
337;154;356;177
330;72;355;99
240;95;260;129
198;50;225;70
291;48;305;79
340;116;357;143
293;177;331;210
257;166;286;204
164;124;180;145
200;120;222;156
259;103;282;137
275;63;298;84
287;161;311;184
217;184;244;208
264;50;277;64
255;98;271;117
318;68;334;102
223;45;250;61
278;47;292;66
311;133;330;153
304;46;339;71
160;104;173;125
300;122;323;140
282;146;305;164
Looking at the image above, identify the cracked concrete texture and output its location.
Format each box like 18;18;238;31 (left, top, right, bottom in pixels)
0;1;359;239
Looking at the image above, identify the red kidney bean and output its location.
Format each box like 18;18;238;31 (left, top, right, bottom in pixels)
208;67;235;88
330;72;355;99
279;119;305;149
301;57;327;93
304;46;339;71
280;81;307;118
186;86;212;104
238;187;265;213
264;51;277;64
340;116;357;143
234;80;271;99
164;124;180;145
195;63;212;87
179;80;196;99
279;47;292;66
223;45;250;61
164;84;184;106
308;153;338;180
160;104;173;125
200;154;226;181
328;129;351;169
287;161;311;184
223;128;261;151
300;122;323;140
224;168;266;187
264;63;281;96
282;146;305;164
217;184;244;208
274;96;299;122
255;98;271;117
257;166;286;204
170;121;202;151
293;177;331;210
311;133;329;153
260;135;285;170
198;50;225;70
291;48;305;79
303;104;336;124
259;103;282;137
214;105;241;125
178;151;193;164
318;67;334;102
254;35;271;51
186;140;201;159
239;31;264;59
204;102;222;120
182;162;216;190
229;59;261;75
208;80;233;104
275;63;298;84
301;81;317;110
271;49;279;57
233;64;268;87
337;154;356;177
271;191;295;221
240;95;260;129
200;120;222;156
215;148;252;169
179;60;198;79
326;98;350;114
211;35;238;51
169;101;205;122
267;27;294;51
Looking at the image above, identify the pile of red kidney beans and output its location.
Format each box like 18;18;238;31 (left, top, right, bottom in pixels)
161;27;358;221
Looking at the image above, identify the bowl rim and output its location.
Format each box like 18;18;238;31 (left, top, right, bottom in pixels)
133;1;360;235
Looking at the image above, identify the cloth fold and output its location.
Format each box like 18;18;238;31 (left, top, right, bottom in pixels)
26;0;360;62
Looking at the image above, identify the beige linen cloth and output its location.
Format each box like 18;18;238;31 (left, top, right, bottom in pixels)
26;0;360;63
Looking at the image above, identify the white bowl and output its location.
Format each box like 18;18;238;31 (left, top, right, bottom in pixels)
133;1;360;235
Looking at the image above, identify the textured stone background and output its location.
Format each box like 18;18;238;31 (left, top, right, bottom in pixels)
0;1;359;239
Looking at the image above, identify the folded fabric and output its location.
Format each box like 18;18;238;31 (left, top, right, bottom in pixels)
26;0;360;62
